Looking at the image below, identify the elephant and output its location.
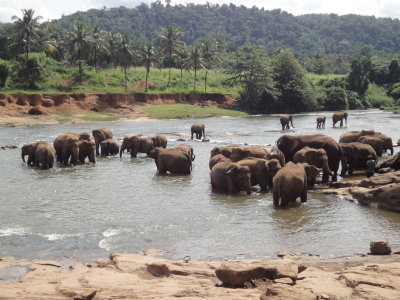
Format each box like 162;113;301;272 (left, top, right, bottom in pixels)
210;161;252;194
210;145;240;158
237;158;281;191
92;128;113;156
209;154;231;170
130;135;154;157
151;134;168;148
53;133;80;165
280;114;294;130
339;130;376;143
149;148;192;175
339;142;377;176
293;146;333;185
21;141;55;169
276;134;341;182
175;144;195;161
266;147;285;166
373;133;393;155
191;123;205;140
332;112;348;127
316;116;326;128
273;162;321;207
230;146;269;162
79;140;96;164
100;139;120;156
376;152;400;171
357;136;384;157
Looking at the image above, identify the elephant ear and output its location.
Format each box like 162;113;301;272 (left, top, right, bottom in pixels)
277;135;298;152
304;164;322;181
226;165;238;174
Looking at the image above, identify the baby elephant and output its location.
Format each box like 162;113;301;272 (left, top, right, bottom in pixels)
21;141;55;169
237;158;281;191
100;139;120;156
316;116;326;128
273;162;321;207
149;148;192;175
211;161;252;194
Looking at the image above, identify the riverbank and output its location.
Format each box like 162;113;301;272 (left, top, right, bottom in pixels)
1;250;399;299
0;92;239;127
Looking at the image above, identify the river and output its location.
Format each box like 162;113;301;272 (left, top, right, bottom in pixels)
0;109;399;262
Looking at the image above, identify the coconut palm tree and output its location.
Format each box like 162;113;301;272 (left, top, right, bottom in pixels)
156;25;184;87
200;39;221;92
175;44;189;84
183;42;205;93
138;42;160;92
90;25;107;73
11;9;42;87
66;22;91;76
115;34;134;93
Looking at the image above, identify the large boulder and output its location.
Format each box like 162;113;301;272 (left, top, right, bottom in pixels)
370;239;391;255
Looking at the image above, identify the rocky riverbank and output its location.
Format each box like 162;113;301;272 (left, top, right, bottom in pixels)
1;249;400;299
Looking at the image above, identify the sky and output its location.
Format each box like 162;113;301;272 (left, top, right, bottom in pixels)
1;0;400;23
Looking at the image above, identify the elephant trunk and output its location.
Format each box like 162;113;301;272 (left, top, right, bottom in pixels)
191;153;196;161
389;146;394;155
21;152;26;162
322;157;334;176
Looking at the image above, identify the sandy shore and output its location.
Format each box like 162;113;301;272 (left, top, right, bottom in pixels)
1;250;399;299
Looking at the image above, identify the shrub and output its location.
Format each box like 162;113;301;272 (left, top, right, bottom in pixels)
11;53;51;88
323;86;349;110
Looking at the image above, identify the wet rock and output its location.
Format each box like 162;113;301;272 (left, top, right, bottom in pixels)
261;284;316;300
147;263;171;277
370;239;391;255
41;98;54;107
1;144;17;150
0;266;28;281
202;138;210;142
28;106;46;115
0;256;15;262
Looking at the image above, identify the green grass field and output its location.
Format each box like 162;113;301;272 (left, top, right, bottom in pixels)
55;112;120;123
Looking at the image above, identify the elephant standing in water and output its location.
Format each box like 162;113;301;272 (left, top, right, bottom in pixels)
149;148;192;175
100;139;120;156
277;134;341;182
79;140;96;164
175;144;195;161
230;146;269;162
211;161;252;194
209;154;231;170
358;136;384;157
332;112;348;127
273;162;321;207
151;134;168;148
339;142;377;176
92;128;113;156
191;123;205;140
21;141;55;169
210;145;240;159
316;116;326;128
339;130;376;143
53;133;81;165
280;114;294;130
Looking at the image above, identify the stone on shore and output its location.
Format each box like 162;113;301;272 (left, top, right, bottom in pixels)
370;239;392;255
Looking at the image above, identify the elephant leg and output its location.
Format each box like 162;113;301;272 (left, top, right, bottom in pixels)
191;132;194;139
273;189;280;207
300;189;307;203
340;120;343;127
322;171;329;183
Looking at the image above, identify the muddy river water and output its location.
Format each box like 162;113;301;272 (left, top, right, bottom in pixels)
1;109;400;262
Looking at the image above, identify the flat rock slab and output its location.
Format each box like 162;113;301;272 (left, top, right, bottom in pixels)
0;266;28;281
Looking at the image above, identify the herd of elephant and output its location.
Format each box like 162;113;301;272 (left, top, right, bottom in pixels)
280;112;348;130
20;119;398;208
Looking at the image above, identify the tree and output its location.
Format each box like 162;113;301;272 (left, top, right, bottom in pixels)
388;60;400;83
200;39;221;92
175;44;189;83
348;55;371;95
323;86;348;110
225;44;276;113
156;25;184;87
183;42;205;93
115;34;134;92
90;25;107;73
66;22;91;76
11;9;42;88
0;59;9;87
138;42;159;92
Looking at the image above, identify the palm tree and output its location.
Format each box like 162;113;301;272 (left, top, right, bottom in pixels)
66;22;91;76
183;42;205;93
90;25;107;73
138;42;159;92
115;34;134;92
11;9;42;88
200;39;221;92
175;44;189;84
156;25;184;87
106;31;121;69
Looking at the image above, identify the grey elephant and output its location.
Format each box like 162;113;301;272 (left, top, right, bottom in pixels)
339;130;376;143
280;114;294;130
230;146;269;162
53;133;80;165
210;145;240;159
332;112;348;127
209;154;231;170
339;142;377;176
79;140;96;164
131;135;154;157
191;123;205;140
175;144;195;161
92;128;113;156
149;148;192;174
237;157;281;191
358;136;384;157
151;134;168;148
293;146;333;185
316;116;326;128
100;139;120;156
21;141;55;169
266;147;285;166
211;161;252;194
273;162;321;207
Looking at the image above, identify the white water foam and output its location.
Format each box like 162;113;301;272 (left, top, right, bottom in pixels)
0;226;27;237
103;228;122;238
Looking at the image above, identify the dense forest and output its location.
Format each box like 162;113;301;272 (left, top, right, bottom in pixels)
0;4;400;114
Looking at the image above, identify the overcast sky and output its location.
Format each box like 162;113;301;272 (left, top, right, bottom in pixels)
1;0;400;23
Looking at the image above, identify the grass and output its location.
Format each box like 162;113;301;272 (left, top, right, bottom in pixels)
140;104;247;119
307;73;346;85
365;83;394;108
56;112;119;123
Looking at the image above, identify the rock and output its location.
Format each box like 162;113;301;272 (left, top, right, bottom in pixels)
41;98;54;107
3;144;17;149
370;239;391;255
147;263;171;277
0;256;15;262
261;284;316;300
202;138;210;142
28;106;46;115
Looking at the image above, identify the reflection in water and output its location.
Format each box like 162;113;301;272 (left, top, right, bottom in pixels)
0;110;399;261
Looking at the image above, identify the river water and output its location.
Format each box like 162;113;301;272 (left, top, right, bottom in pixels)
1;110;399;262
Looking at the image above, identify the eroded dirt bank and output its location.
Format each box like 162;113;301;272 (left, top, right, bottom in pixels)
0;93;236;126
1;251;400;299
